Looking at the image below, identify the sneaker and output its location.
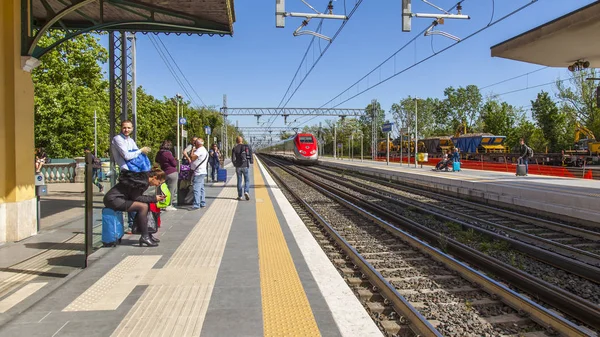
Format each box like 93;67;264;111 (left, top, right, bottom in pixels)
124;227;132;234
99;185;104;193
237;197;244;201
165;206;178;211
244;192;250;200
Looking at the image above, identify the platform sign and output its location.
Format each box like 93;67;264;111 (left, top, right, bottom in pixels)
382;122;394;133
179;117;187;125
181;129;188;138
400;127;409;135
337;143;342;148
204;126;211;135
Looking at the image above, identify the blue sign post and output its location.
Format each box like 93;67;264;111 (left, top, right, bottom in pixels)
179;117;187;125
382;122;393;133
204;126;211;135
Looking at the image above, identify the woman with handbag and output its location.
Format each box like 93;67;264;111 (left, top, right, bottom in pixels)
103;167;166;247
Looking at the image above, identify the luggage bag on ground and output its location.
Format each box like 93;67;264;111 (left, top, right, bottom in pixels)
177;179;195;206
217;168;227;182
516;164;527;176
102;208;124;247
453;161;461;172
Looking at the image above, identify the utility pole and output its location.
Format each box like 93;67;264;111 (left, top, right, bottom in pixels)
361;133;363;161
176;94;182;164
333;123;337;159
371;99;376;160
414;98;418;168
222;94;228;157
94;110;98;157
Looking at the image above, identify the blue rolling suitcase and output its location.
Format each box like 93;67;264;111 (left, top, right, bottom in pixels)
453;161;461;172
102;208;124;247
217;168;227;182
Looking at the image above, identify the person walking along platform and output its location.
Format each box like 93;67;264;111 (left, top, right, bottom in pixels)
232;136;253;201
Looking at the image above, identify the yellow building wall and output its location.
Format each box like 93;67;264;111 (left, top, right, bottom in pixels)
0;0;38;242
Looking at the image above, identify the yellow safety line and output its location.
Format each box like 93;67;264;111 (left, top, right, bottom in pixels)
254;160;321;337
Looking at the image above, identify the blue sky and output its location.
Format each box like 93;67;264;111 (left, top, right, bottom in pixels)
102;0;597;130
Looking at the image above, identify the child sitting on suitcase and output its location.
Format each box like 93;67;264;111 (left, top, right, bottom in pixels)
103;168;166;247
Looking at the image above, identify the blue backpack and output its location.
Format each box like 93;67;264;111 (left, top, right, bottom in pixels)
127;153;151;172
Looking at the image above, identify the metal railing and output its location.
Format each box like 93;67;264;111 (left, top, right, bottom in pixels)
40;163;77;183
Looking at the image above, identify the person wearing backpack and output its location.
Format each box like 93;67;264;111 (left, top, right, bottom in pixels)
517;138;532;176
232;136;253;201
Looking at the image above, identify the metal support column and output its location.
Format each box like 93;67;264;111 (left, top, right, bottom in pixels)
120;32;128;123
128;34;137;140
108;32;117;187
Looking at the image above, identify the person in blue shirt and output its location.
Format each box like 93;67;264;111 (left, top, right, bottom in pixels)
452;148;460;162
208;144;221;182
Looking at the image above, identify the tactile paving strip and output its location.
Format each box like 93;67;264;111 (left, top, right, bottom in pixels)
63;255;161;311
111;179;238;337
253;160;321;337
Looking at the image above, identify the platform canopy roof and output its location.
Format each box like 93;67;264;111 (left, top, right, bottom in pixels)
490;2;600;68
25;0;235;57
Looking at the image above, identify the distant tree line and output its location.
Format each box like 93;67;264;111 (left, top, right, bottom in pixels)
32;32;238;160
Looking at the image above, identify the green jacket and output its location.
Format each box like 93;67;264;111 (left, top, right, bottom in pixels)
156;183;171;209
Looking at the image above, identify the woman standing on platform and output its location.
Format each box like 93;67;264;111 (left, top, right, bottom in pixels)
208;144;221;182
103;167;166;247
155;140;178;211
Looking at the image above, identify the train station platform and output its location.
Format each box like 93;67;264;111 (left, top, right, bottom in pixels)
319;157;600;229
0;160;381;337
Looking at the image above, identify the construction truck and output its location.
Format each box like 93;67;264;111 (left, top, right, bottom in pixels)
563;122;600;166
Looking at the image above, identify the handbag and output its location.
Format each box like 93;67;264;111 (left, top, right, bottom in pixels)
126;153;151;172
131;203;160;234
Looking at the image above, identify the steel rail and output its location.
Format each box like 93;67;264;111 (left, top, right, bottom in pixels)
323;165;600;242
304;166;600;277
260;155;599;334
259;156;442;337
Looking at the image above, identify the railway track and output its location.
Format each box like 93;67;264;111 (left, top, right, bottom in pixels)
303;165;600;286
259;155;597;337
315;164;600;259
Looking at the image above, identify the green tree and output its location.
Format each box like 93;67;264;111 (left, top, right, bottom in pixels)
33;31;109;158
555;69;600;136
391;97;441;139
531;91;567;152
442;85;483;131
480;98;520;137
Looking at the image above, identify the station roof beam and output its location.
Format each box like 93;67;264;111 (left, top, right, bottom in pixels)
491;2;600;68
24;0;236;59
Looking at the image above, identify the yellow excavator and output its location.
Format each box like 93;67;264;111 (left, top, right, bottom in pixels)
573;122;600;155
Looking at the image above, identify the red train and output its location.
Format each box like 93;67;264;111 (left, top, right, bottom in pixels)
259;133;319;164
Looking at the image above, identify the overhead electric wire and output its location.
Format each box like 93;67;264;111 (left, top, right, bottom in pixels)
270;0;365;129
319;0;539;110
148;35;200;108
491;75;574;98
480;66;549;90
155;35;208;108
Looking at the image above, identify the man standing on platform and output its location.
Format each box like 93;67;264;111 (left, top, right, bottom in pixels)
189;138;209;209
518;138;530;176
232;136;253;201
